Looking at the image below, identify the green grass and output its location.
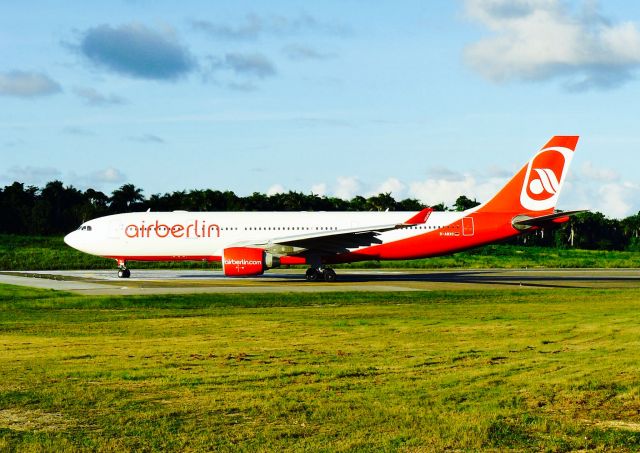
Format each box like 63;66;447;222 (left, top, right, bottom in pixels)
2;234;640;270
339;244;640;269
1;284;640;450
0;235;215;271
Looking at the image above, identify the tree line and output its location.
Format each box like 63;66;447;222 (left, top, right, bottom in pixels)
1;180;639;251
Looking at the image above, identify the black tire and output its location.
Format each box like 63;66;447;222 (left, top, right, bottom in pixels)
118;269;131;279
305;268;320;282
323;268;337;282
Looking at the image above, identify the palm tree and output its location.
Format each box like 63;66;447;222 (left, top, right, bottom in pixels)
110;184;145;213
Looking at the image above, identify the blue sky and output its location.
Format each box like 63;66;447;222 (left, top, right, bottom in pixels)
2;0;640;217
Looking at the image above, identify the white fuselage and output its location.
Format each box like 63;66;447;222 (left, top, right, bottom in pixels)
65;210;468;260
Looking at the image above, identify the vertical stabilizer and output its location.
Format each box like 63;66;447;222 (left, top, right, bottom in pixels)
477;136;578;215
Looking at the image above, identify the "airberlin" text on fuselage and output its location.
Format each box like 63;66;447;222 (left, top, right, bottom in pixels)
125;220;220;239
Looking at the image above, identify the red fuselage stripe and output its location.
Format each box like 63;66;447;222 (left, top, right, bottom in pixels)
105;255;221;262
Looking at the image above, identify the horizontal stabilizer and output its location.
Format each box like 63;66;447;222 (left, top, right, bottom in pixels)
512;209;588;230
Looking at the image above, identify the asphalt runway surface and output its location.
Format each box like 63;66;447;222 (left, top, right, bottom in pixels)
1;268;639;295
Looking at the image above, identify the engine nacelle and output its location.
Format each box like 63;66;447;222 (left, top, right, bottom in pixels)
222;247;280;277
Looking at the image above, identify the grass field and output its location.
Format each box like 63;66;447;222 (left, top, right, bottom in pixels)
3;234;640;270
1;284;640;450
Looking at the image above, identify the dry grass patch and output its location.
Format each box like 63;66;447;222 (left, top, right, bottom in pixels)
0;408;74;432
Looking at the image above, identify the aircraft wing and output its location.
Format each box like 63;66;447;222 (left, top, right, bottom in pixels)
233;208;433;255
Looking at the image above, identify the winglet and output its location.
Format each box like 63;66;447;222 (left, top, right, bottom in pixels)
403;207;433;225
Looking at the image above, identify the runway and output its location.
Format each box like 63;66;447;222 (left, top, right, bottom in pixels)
1;268;639;295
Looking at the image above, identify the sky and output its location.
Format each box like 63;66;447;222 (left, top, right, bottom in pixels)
1;0;640;218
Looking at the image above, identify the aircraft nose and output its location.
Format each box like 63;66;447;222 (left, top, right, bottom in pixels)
64;231;79;249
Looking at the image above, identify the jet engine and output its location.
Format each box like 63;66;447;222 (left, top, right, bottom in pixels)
222;247;280;276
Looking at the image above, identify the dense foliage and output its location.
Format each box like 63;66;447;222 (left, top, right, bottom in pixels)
0;181;426;235
1;180;639;251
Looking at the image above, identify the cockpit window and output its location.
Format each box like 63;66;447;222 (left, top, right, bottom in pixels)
79;225;92;231
86;226;92;231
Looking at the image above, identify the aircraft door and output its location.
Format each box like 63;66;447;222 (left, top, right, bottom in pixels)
462;217;474;236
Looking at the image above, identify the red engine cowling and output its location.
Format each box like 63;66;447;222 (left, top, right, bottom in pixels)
222;247;266;276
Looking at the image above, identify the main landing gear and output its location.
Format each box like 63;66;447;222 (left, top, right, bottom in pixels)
116;259;130;279
305;267;337;282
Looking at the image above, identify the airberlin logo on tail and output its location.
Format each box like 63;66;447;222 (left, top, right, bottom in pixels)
520;147;573;211
529;168;559;196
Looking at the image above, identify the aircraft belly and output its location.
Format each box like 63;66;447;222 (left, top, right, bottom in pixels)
97;237;225;259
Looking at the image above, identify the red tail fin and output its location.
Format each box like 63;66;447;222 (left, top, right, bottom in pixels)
477;136;578;215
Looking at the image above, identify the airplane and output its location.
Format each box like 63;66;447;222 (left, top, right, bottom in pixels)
64;136;584;281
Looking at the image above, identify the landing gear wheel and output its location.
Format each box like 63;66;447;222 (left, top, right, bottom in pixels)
305;268;320;282
322;268;337;282
118;268;131;279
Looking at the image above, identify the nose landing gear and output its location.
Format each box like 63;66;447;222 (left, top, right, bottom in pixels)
116;259;131;278
117;268;131;279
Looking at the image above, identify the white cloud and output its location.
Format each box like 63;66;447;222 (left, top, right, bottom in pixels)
311;183;327;196
556;160;640;217
267;184;285;196
92;167;126;184
334;176;361;200
74;87;126;106
0;165;131;191
323;168;509;207
562;172;640;218
0;71;61;97
597;182;638;218
407;161;640;218
368;177;406;197
192;14;349;41
63;167;128;191
408;172;505;207
303;162;640;218
566;178;639;219
580;160;618;182
283;44;335;61
486;165;514;179
1;165;62;186
213;53;276;79
464;0;640;90
425;166;467;181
